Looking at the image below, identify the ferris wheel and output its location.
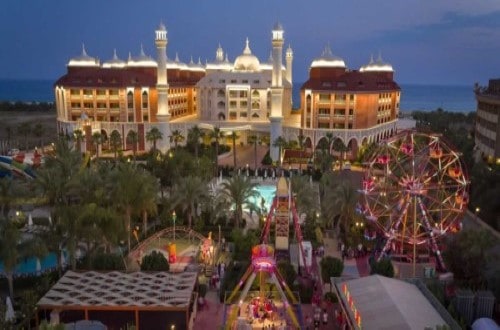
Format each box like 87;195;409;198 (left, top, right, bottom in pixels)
360;130;469;270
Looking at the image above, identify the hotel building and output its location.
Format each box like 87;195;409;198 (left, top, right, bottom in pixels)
475;79;500;163
54;23;400;162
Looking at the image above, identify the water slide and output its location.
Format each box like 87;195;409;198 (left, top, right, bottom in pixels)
0;152;41;179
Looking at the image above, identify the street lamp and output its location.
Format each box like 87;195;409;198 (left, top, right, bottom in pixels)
172;211;176;242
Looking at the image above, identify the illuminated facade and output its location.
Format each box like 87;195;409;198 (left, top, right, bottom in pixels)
297;51;400;157
475;79;500;163
55;23;400;160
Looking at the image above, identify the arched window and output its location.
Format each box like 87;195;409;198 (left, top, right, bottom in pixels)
127;91;134;109
142;91;148;109
252;90;259;98
217;89;225;97
218;101;225;109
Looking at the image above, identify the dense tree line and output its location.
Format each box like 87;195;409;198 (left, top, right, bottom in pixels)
0;101;54;112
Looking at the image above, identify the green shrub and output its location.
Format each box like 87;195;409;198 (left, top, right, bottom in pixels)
320;256;344;282
91;253;126;271
277;260;297;289
140;251;169;271
370;258;394;278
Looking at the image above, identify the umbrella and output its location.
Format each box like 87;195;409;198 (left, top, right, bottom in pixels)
5;296;15;322
28;213;33;227
36;258;41;273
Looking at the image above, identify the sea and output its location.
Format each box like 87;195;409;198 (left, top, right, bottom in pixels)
0;79;476;113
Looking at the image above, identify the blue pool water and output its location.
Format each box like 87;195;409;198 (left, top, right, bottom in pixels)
251;185;277;213
0;251;67;276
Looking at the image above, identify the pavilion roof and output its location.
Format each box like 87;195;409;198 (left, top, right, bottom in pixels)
37;270;197;310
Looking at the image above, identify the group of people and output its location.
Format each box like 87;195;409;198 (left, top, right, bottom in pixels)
305;308;328;329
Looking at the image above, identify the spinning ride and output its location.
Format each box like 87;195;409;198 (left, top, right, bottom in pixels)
224;244;300;329
360;130;469;271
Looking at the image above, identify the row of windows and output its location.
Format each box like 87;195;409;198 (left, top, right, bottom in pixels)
219;79;261;84
378;104;392;111
379;93;392;99
377;117;391;124
477;116;499;132
478;101;500;114
317;123;353;129
318;94;355;102
476;131;496;149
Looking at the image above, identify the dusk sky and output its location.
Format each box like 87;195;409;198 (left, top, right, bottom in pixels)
2;0;500;85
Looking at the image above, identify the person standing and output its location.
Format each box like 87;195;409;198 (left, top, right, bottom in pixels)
322;309;328;325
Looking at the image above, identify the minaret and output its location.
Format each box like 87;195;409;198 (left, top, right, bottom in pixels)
155;22;171;152
270;23;284;163
285;44;293;85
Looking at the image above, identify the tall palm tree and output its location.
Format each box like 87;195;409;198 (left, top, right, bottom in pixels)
323;179;358;242
332;138;348;167
291;176;315;216
325;132;334;156
0;220;47;298
111;163;157;251
32;123;44;149
17;122;31;151
187;125;203;161
228;131;239;168
92;132;102;158
172;176;207;230
248;135;259;169
73;129;84;153
272;136;287;167
169;129;185;150
109;130;122;160
146;127;163;153
127;130;139;161
0;176;25;218
210;127;224;174
220;176;259;228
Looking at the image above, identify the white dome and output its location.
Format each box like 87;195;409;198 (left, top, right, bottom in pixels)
127;45;157;67
234;38;260;72
360;54;393;72
310;45;346;68
68;44;100;67
103;49;126;68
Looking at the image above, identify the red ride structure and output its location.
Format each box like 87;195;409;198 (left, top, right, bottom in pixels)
260;177;310;276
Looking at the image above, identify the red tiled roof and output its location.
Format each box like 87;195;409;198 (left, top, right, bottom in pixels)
301;71;400;92
54;68;197;88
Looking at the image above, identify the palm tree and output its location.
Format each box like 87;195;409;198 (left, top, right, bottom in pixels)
127;130;139;161
187;125;203;161
248;135;259;169
109;130;122;160
0;176;26;218
323;179;358;242
169;129;185;150
172;176;207;230
73;129;84;153
291;176;316;216
111;163;158;251
146;127;163;153
332;138;348;167
272;136;287;167
210;127;224;174
0;220;47;298
220;176;259;228
92;132;102;158
228;131;239;168
32;123;44;149
17;122;31;151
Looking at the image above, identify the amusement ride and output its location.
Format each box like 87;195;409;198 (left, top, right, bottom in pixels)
223;177;308;329
359;130;469;274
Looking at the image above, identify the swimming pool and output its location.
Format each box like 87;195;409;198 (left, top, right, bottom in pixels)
0;251;68;276
251;185;276;213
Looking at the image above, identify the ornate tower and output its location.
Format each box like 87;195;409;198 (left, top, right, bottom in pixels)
285;44;293;85
270;23;284;163
155;22;171;152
